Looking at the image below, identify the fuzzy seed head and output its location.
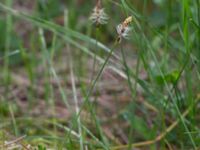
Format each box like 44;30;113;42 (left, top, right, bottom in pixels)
116;16;133;42
89;1;109;25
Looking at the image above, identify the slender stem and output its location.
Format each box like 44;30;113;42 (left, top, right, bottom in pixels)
91;27;98;83
76;40;117;120
80;41;117;149
120;42;135;150
120;42;135;100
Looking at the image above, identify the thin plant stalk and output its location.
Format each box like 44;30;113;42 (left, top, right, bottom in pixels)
91;26;99;83
74;40;117;123
81;40;118;149
120;42;135;100
120;41;135;150
67;40;117;150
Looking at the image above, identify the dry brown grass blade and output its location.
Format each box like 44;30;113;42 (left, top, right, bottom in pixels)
108;98;200;150
0;135;29;150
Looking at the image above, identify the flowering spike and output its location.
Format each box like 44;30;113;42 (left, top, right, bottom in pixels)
116;16;133;43
89;0;109;25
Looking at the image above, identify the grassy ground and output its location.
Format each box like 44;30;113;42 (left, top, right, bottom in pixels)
0;0;200;149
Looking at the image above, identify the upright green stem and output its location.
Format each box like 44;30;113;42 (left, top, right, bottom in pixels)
120;42;135;150
91;26;99;82
120;42;135;100
75;40;117;120
77;41;118;149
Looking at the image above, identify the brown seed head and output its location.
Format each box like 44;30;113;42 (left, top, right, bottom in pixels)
89;0;109;25
122;16;133;27
116;16;133;43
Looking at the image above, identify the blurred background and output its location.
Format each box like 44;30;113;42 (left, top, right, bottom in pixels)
0;0;200;149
